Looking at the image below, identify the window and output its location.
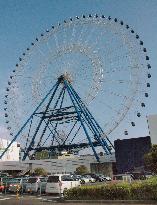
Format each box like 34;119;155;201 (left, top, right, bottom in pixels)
47;176;59;183
61;175;74;181
40;178;47;182
22;178;28;183
28;178;37;183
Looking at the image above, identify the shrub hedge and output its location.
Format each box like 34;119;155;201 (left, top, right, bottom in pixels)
64;177;157;200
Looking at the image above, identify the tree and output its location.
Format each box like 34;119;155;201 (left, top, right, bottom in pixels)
75;165;89;175
144;144;157;174
33;167;47;176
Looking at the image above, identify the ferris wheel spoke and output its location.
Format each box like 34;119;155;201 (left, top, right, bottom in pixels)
88;30;118;51
91;19;115;45
62;29;66;47
35;44;47;57
96;98;123;115
92;24;119;48
106;51;131;64
104;89;136;102
104;79;133;84
84;25;97;45
70;21;77;44
105;64;138;74
54;33;59;50
76;24;88;44
46;41;53;54
94;43;124;59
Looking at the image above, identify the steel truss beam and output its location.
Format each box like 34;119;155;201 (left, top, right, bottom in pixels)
0;76;113;162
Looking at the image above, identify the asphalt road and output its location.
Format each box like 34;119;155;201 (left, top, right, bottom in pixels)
0;194;156;205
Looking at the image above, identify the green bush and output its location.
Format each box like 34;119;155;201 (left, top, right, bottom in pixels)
106;183;131;200
65;177;157;200
131;177;157;200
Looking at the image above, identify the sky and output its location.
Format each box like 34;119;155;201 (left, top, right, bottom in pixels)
0;0;157;145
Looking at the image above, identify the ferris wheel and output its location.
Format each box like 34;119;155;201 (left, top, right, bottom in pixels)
2;14;151;161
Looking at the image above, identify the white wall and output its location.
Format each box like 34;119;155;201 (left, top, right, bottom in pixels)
0;138;20;161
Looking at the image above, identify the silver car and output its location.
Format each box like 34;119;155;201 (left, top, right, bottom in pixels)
25;177;47;193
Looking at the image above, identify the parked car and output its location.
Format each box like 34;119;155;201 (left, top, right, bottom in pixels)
0;173;9;177
103;176;112;181
70;175;83;182
71;174;84;183
80;176;90;184
0;178;4;192
2;177;13;191
25;177;47;193
21;177;29;193
80;175;96;184
90;174;104;182
85;175;96;183
8;178;22;193
7;177;29;193
46;174;80;194
97;174;112;181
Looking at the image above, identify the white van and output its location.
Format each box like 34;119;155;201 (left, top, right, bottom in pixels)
46;174;80;195
25;177;47;193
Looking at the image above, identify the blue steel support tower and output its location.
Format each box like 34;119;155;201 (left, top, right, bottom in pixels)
0;74;114;161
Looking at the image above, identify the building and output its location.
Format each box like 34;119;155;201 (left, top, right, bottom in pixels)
0;153;116;175
90;162;116;177
147;114;157;144
0;137;116;175
0;138;20;161
114;136;151;174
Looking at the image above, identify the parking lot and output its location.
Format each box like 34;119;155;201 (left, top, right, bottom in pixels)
1;173;151;205
0;173;113;196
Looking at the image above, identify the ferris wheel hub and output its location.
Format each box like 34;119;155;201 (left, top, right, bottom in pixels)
58;72;73;84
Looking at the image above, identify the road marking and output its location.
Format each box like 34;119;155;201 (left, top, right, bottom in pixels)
37;197;42;199
0;197;11;201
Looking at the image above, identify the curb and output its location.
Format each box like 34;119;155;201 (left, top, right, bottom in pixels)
55;199;157;204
